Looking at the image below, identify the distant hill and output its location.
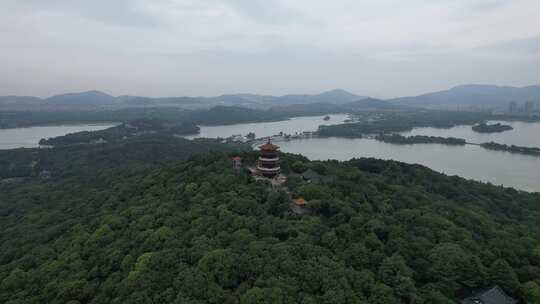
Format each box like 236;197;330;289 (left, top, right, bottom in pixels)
190;106;284;125
3;85;539;112
344;97;398;110
390;84;540;109
46;90;116;105
269;102;345;117
0;96;41;104
0;89;367;111
0;91;117;111
0;96;42;110
273;89;366;105
269;98;399;117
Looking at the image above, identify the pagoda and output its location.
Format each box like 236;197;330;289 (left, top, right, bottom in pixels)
257;138;281;178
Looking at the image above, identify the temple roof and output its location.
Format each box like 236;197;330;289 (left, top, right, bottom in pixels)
461;286;517;304
259;139;280;151
294;197;307;206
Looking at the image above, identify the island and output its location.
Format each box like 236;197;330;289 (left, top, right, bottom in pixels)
472;122;513;133
375;134;467;145
480;142;540;156
317;110;490;138
38;118;199;147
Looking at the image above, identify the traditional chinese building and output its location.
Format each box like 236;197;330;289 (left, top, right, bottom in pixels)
293;197;307;207
258;139;280;178
460;286;516;304
231;156;242;171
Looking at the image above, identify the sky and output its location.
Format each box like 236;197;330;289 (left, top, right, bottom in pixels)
1;0;539;98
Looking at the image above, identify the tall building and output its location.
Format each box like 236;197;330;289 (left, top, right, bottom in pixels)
524;101;535;112
508;101;518;113
257;139;281;178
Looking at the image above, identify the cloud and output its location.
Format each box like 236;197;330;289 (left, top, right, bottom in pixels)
0;0;539;97
6;0;157;27
479;36;540;55
222;0;299;24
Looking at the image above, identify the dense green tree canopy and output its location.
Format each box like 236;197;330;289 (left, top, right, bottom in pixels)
1;141;539;303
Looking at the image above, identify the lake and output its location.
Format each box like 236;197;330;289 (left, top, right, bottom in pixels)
402;120;540;146
279;137;540;192
186;114;350;139
0;124;117;150
2;117;539;192
194;116;540;192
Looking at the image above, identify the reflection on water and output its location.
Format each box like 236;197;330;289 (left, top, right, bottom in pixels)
0;124;117;150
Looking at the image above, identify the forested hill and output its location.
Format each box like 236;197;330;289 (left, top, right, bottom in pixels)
0;89;366;112
1;144;540;303
0;136;249;180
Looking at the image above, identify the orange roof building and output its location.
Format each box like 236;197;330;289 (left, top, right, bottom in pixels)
293;197;307;206
259;140;280;151
232;156;242;170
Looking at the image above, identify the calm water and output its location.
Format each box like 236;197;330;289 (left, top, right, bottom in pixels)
279;137;540;192
3;117;539;191
192;116;540;192
187;114;350;139
403;121;540;146
0;124;117;150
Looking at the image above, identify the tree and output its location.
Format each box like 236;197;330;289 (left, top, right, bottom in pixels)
0;268;28;291
198;249;240;289
488;259;520;293
246;132;256;140
240;287;266;304
428;243;484;295
342;243;370;269
298;184;331;201
2;142;540;303
311;162;327;174
291;161;308;173
378;254;416;300
522;281;540;303
369;283;397;304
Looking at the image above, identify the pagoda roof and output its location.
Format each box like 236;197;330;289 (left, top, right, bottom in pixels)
293;197;307;206
259;139;280;151
461;286;517;304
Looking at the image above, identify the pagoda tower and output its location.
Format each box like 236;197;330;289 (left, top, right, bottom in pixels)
258;139;281;178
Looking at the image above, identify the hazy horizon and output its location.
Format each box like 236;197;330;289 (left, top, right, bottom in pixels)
2;0;539;98
4;84;540;101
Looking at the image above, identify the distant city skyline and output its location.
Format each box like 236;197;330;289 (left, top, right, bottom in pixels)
1;0;539;98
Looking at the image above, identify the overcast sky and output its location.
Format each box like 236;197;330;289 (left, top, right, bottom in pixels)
1;0;539;98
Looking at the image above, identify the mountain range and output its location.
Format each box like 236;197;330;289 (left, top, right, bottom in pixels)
1;85;539;112
0;89;368;111
389;84;540;109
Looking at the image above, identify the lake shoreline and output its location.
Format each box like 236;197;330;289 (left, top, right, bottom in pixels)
0;123;118;150
190;116;540;192
0;121;120;130
2;115;540;192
